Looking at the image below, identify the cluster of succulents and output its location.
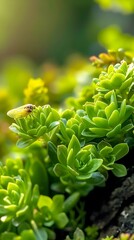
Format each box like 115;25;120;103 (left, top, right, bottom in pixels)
90;49;134;68
0;158;80;239
3;53;134;239
8;60;134;195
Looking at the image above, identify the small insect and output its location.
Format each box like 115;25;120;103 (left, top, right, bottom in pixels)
7;104;36;119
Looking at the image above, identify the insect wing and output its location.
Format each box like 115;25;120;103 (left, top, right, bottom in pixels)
7;106;28;119
7;104;36;119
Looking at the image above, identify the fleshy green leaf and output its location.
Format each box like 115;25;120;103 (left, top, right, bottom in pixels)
37;195;52;209
124;105;134;121
27;128;38;136
84;158;103;174
61;109;75;120
88;172;105;185
108;110;120;127
92;117;108;128
48;121;59;131
73;227;85;240
63;192;80;212
106;124;121;138
53;163;67;177
40;112;47;125
89;127;108;136
16;205;29;217
112;163;127;177
76;172;92;180
85;103;95;119
52;195;64;213
97;140;111;150
54;212;69;228
105;102;116;119
119;99;126;121
16;138;35;148
112;143;129;161
34;228;48;240
48;141;58;163
120;77;133;90
68;135;81;156
100;146;113;157
18;132;31;139
110;73;125;88
9;123;20;134
0;232;17;240
57;145;67;165
37;126;47;137
100;79;112;90
67;165;79;176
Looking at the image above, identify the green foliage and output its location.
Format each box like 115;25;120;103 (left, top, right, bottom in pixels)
95;0;134;14
65;227;85;240
0;158;39;236
0;158;78;239
1;1;134;238
9;105;60;148
85;225;99;240
4;53;134;239
90;49;134;69
65;230;134;240
99;26;134;52
37;194;69;229
0;159;35;224
8;60;134;198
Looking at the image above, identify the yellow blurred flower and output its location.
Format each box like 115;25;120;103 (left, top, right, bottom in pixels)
24;78;49;106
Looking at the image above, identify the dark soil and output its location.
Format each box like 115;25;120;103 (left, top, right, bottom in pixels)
87;148;134;239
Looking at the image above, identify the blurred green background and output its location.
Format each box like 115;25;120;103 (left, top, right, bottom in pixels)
0;0;134;117
0;0;134;65
0;0;134;160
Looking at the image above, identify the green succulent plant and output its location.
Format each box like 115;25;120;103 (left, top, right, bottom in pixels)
6;58;134;239
0;158;40;237
65;227;85;240
0;158;79;240
9;105;60;148
0;159;37;226
8;61;134;195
